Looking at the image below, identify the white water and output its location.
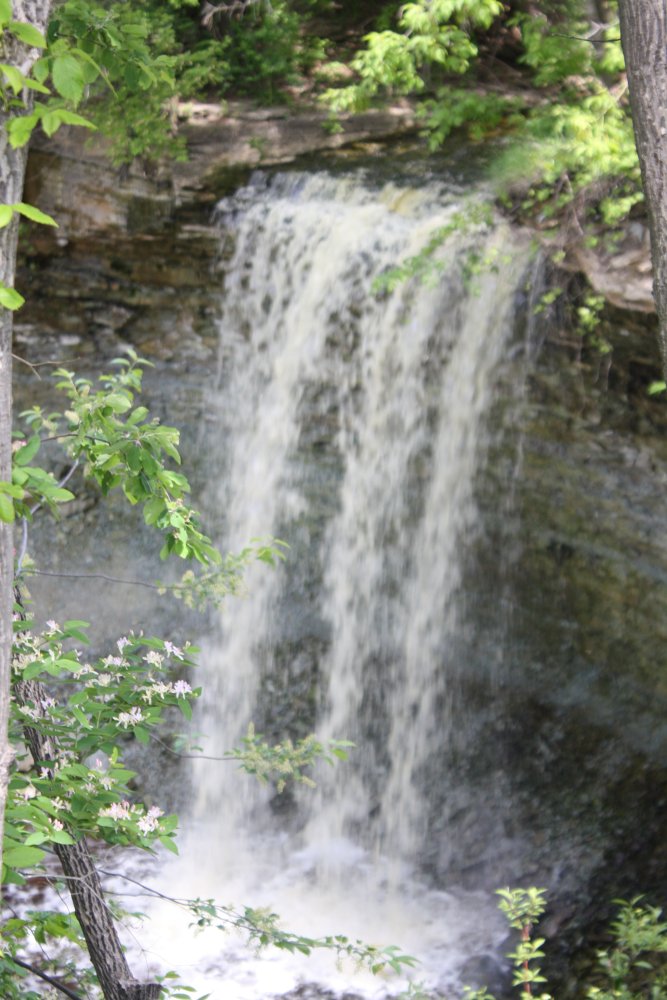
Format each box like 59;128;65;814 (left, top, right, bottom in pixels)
145;166;531;999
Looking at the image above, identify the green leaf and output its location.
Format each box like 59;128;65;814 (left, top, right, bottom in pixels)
8;21;46;48
127;406;149;426
22;661;45;680
177;699;193;721
71;707;92;729
126;445;142;472
63;628;88;644
0;62;24;94
23;832;47;846
47;487;74;503
52;53;85;104
13;202;57;227
55;108;96;130
40;110;62;138
0;0;11;28
68;689;90;707
0;492;14;523
71;47;104;84
53;655;83;673
0;283;24;309
51;829;75;845
8;112;38;148
0;481;23;499
32;57;49;84
0;205;13;228
23;77;50;95
144;497;165;526
105;393;132;413
13;434;41;466
3;844;46;868
159;836;179;855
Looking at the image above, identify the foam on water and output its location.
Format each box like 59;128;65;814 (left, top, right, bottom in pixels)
140;166;530;998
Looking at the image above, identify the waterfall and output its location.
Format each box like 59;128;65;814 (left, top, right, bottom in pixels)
152;164;533;999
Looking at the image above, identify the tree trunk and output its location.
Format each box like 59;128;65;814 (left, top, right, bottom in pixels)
2;10;160;999
15;679;161;1000
618;0;667;378
0;0;57;901
0;161;18;901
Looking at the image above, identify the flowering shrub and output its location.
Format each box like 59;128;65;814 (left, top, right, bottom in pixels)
6;620;201;883
0;354;404;998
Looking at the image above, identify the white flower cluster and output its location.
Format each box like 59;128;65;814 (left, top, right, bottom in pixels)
137;805;164;835
163;641;184;660
18;704;41;722
100;800;132;821
102;655;125;669
98;800;164;836
114;706;145;728
141;679;192;704
74;663;96;680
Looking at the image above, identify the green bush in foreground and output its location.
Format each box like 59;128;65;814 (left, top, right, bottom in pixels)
462;889;667;1000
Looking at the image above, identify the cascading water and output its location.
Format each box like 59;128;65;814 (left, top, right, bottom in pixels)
149;163;534;998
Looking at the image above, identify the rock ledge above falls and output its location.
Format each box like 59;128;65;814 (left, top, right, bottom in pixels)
26;99;420;233
24;99;658;322
17;101;421;374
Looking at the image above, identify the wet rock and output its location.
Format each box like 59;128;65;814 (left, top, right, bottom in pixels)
570;223;654;314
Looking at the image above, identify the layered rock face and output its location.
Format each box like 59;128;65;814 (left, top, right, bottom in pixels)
13;117;667;991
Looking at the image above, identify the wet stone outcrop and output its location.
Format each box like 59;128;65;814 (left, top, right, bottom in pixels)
464;299;667;987
12;122;667;996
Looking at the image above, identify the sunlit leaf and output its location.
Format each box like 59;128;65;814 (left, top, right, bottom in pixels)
40;110;62;137
23;76;50;94
0;283;25;310
3;844;46;867
0;492;14;523
13;201;57;227
8;112;38;148
159;836;179;854
8;20;46;48
52;52;85;104
56;108;96;129
0;62;24;93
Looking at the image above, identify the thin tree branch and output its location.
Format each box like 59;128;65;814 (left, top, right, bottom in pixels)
25;568;163;590
12;354;43;378
16;460;80;575
99;869;188;907
549;31;620;42
149;730;232;762
12;355;84;370
97;869;243;932
10;956;83;1000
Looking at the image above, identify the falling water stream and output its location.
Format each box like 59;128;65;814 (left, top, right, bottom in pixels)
140;164;533;997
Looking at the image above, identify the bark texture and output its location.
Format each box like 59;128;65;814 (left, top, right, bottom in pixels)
15;678;161;1000
0;0;57;900
618;0;667;377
